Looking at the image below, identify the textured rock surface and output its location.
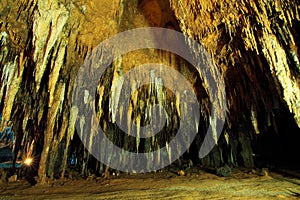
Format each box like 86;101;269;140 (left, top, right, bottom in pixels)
0;0;299;182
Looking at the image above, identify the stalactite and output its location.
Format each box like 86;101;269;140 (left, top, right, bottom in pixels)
32;0;69;92
0;32;25;129
170;0;300;167
110;58;124;124
0;0;299;180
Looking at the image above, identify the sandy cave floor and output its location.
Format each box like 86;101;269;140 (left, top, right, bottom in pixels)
0;168;300;200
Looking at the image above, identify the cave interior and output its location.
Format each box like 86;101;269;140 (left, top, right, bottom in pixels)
0;0;299;190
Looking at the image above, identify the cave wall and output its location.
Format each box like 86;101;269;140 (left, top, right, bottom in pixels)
0;0;299;181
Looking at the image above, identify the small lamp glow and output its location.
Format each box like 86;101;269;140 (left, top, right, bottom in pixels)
24;157;33;166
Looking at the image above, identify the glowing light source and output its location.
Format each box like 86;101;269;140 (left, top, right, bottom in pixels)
24;157;33;166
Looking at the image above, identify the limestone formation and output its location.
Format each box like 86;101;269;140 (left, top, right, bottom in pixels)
0;0;299;182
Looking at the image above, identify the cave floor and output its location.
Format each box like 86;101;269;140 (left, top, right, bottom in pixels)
0;169;299;199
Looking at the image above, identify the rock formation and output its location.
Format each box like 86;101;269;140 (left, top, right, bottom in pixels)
0;0;299;182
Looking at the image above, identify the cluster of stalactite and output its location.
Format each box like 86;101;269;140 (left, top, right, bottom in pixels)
0;0;299;182
170;0;300;166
